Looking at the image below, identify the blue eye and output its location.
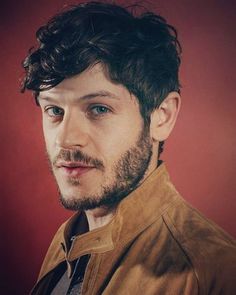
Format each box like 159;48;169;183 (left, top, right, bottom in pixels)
90;106;110;115
46;106;64;117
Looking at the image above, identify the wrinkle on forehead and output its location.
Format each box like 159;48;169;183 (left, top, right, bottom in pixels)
38;63;139;107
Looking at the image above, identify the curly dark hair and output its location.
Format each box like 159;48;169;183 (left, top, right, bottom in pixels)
21;1;182;156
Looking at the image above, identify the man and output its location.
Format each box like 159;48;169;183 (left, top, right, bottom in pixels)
22;1;236;294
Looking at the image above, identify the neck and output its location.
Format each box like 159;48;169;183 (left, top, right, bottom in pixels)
85;206;116;231
84;158;160;232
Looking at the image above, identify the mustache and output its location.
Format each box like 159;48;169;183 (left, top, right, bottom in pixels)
52;149;105;170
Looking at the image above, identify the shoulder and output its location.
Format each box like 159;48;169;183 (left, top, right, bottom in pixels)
163;198;236;294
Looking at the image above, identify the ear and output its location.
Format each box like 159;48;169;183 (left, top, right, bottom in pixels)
150;92;181;142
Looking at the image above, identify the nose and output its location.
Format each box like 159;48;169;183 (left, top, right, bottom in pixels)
55;111;89;149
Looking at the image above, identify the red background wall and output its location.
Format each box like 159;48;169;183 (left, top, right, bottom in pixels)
1;0;236;294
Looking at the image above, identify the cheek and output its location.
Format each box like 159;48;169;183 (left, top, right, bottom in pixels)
94;125;143;164
42;124;56;152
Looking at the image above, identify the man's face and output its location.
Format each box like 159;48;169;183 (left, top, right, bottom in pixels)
38;64;158;211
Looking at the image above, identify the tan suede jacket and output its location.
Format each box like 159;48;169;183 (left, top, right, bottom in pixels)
31;164;236;294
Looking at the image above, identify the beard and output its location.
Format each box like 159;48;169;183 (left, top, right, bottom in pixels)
49;125;153;211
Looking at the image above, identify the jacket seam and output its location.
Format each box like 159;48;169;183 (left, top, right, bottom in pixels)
114;196;182;249
163;211;202;295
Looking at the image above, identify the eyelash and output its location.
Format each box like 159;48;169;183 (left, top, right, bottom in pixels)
43;105;111;121
88;105;111;117
44;106;64;118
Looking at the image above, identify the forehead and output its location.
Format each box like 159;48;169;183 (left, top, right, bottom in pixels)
38;64;137;105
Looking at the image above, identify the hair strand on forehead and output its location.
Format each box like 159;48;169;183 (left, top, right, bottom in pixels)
21;1;182;157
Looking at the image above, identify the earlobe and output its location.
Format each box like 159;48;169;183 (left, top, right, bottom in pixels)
150;91;181;142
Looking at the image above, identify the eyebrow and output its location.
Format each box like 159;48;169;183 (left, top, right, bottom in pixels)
38;90;120;103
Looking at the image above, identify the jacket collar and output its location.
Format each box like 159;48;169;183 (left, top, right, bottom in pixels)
38;163;180;280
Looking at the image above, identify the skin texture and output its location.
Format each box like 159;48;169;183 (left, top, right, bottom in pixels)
38;64;181;230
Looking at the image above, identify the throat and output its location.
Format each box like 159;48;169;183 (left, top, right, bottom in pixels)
85;206;117;231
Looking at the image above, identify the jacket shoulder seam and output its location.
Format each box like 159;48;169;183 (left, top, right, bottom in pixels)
162;211;202;294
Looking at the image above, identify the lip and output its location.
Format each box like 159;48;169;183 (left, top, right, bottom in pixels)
56;161;95;177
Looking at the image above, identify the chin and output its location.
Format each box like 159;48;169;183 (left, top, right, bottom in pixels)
59;193;102;211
